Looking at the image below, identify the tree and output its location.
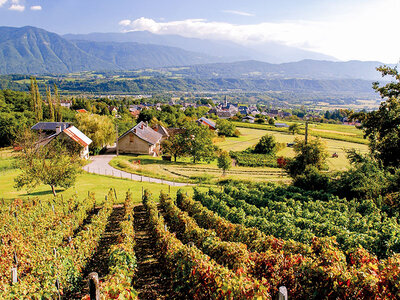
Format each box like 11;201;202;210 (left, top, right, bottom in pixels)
14;130;82;196
353;66;400;168
30;77;43;122
216;119;239;137
161;133;188;162
288;123;301;135
254;134;278;155
184;122;218;163
218;151;232;175
45;85;55;121
268;118;275;125
75;113;116;154
53;83;62;122
285;137;328;177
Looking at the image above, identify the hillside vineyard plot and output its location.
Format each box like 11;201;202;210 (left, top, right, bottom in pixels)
194;183;400;258
0;190;138;299
175;190;400;299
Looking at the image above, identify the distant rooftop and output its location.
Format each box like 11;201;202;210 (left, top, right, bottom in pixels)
31;122;70;131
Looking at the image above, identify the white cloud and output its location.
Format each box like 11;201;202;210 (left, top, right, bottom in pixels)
223;10;254;17
0;0;7;6
30;5;42;11
119;19;131;26
120;0;400;63
9;4;24;11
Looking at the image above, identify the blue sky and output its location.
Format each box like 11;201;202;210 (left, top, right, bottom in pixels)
0;0;399;62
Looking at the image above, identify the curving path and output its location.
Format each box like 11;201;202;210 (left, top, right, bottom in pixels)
83;154;190;186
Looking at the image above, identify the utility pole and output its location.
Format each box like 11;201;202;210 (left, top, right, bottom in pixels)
305;120;309;145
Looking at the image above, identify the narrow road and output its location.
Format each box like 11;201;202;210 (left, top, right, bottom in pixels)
83;155;190;186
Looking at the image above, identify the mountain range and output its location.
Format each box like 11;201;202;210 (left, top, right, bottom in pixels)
0;26;390;82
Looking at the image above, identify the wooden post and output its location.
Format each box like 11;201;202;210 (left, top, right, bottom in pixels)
88;272;100;300
55;278;60;300
278;286;288;300
13;252;18;266
11;267;17;284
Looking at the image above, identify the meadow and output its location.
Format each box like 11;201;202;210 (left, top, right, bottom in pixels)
217;126;369;171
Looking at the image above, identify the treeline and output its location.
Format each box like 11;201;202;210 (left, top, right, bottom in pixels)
0;74;376;94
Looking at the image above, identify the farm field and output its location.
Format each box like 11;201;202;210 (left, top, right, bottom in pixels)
217;127;369;171
232;121;368;144
110;154;290;184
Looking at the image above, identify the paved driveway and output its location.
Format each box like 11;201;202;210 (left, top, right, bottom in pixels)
83;154;190;186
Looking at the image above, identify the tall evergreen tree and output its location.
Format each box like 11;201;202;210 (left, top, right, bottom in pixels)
46;85;55;121
53;83;62;122
30;77;43;122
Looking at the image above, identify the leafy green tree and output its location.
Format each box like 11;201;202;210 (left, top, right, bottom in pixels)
268;118;275;125
333;150;389;200
75;113;116;154
254;134;278;155
288;123;301;135
184;122;218;163
14;130;82;196
285;137;328;177
353;66;400;168
161;133;188;162
216;119;239;137
218;151;232;175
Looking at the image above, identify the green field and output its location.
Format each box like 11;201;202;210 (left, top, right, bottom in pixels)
232;121;368;144
0;168;194;204
217;127;369;171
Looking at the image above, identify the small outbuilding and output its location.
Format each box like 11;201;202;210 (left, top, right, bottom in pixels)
197;117;216;130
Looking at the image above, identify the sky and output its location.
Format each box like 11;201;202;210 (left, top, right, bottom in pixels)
0;0;399;63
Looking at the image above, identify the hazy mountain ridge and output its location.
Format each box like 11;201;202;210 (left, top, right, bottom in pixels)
63;30;336;63
70;40;220;69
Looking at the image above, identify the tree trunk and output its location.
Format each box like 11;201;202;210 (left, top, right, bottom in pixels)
51;185;57;197
174;154;177;162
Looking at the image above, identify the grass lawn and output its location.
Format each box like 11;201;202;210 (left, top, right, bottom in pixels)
0;169;195;205
216;127;369;171
110;154;290;184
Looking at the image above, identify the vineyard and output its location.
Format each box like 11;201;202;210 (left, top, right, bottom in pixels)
2;184;400;299
0;190;138;299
